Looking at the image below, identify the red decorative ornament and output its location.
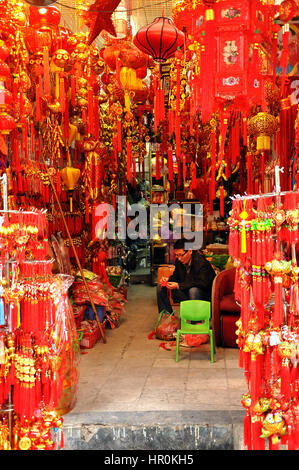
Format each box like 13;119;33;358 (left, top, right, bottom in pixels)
23;27;52;54
0;41;10;62
0;88;13;110
82;0;122;46
133;17;185;62
0;112;15;134
0;60;10;82
279;0;297;22
28;5;61;28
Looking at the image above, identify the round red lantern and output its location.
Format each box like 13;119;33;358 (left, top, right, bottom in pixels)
0;88;13;110
0;60;10;82
0;112;15;134
23;27;52;53
0;41;9;62
136;66;147;79
279;0;297;22
28;5;61;28
131;83;149;104
133;17;185;62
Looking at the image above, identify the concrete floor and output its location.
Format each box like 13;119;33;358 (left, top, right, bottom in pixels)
63;284;246;447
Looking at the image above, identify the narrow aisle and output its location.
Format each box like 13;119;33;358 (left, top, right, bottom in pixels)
64;284;245;423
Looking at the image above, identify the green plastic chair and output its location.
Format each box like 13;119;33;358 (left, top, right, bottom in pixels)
176;300;215;363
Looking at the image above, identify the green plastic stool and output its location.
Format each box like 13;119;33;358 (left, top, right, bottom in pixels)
175;300;215;363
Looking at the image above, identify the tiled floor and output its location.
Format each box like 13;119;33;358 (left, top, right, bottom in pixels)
65;284;246;416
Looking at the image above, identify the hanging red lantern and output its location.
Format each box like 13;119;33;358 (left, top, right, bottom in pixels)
23;27;52;54
133;17;185;62
0;88;13;110
0;41;10;62
0;60;10;82
28;5;61;28
0;112;15;134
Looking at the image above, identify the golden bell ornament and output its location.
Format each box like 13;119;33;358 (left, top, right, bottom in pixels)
247;112;278;151
60;152;80;212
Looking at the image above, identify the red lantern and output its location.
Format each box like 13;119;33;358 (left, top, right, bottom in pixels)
0;112;15;134
133;17;185;62
136;66;147;79
0;41;9;62
0;60;10;82
23;27;52;53
0;88;13;110
28;5;61;28
131;83;149;104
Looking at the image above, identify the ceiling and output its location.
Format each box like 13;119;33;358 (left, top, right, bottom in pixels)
57;0;292;50
57;0;176;48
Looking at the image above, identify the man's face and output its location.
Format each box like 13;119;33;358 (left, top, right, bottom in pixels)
174;249;192;265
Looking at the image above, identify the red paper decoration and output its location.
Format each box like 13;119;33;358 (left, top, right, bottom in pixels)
133;17;185;62
279;0;297;22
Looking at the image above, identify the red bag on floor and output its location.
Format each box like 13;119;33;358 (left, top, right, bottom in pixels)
155;310;180;341
184;334;209;346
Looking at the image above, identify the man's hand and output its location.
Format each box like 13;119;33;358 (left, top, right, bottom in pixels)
159;277;169;284
167;282;179;290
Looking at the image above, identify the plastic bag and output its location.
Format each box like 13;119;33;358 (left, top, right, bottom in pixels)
184;334;209;346
155;310;180;341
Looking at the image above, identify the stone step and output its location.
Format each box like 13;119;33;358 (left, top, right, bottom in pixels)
62;410;245;450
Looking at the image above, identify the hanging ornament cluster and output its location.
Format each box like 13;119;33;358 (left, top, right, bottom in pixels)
0;208;80;450
228;187;299;450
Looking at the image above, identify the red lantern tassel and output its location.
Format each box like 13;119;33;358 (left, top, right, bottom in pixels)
117;118;122;152
43;46;50;96
156;149;160;181
273;275;284;327
251;417;265;450
281;358;291;400
71;74;76;107
127;138;132;183
85;196;89;224
219;185;224;218
168;148;173;182
211;130;216;200
35;79;41;122
94;94;99;140
88;87;94;136
244;411;252;450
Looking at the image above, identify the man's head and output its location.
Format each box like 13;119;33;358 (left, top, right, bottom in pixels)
173;239;192;265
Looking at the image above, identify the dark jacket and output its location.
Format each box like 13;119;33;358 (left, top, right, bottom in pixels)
168;251;216;299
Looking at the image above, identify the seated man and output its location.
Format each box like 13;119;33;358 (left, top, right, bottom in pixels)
157;238;216;314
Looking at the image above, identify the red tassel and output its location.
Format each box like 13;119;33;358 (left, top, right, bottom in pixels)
156;149;160;181
280;358;291;400
244;411;252;450
94;94;99;140
117;118;122;152
127;138;132;182
88;87;94;136
211;130;216;200
71;74;76;107
219;185;224;217
168;148;173;182
43;46;50;96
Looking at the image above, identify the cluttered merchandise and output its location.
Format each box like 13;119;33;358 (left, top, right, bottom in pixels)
0;0;298;452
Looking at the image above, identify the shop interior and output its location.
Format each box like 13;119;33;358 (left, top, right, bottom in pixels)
0;0;298;452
